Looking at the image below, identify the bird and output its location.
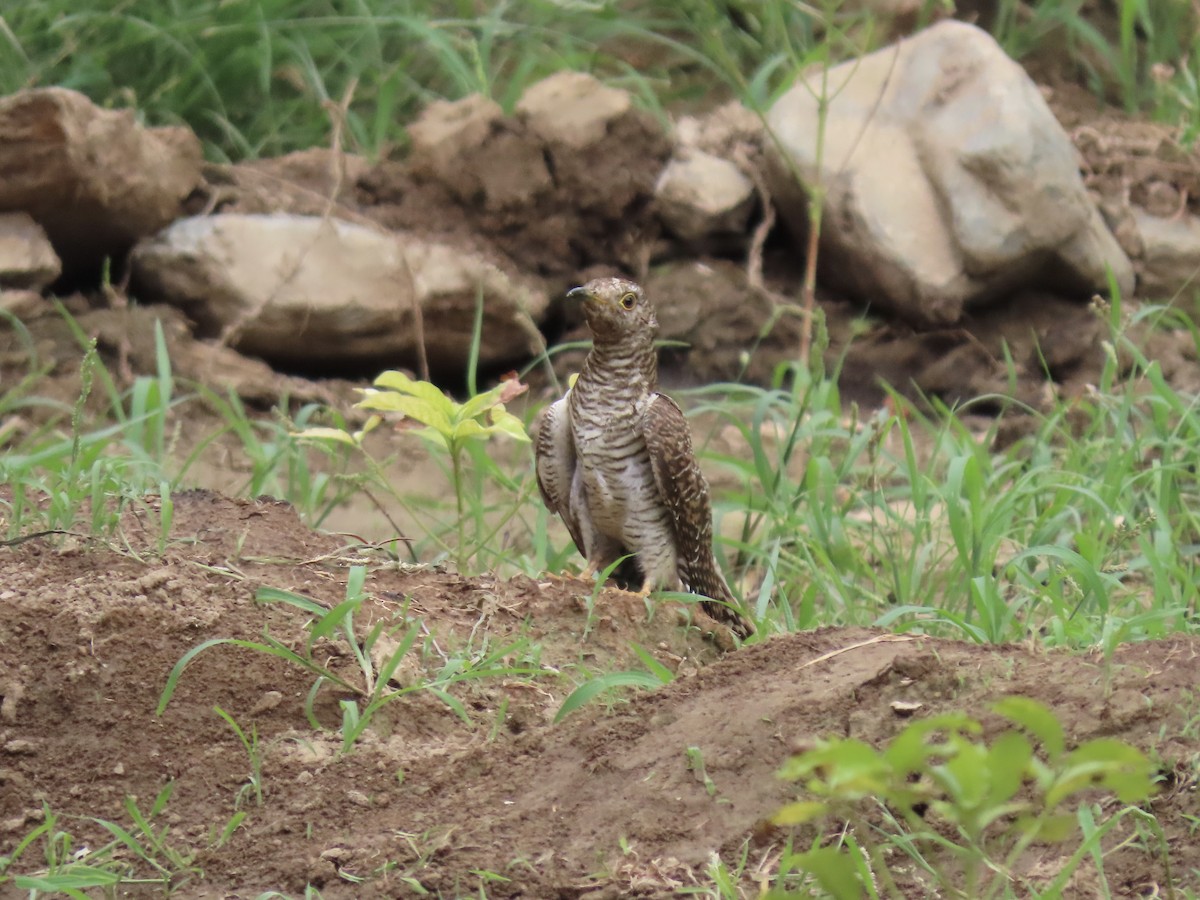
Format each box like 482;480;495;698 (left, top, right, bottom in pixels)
535;276;755;641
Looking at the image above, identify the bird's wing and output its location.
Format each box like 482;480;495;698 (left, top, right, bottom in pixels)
534;393;586;553
641;393;754;638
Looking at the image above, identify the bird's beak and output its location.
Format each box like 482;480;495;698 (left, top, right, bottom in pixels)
566;286;591;302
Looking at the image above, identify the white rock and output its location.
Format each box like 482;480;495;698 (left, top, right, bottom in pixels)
0;289;44;320
0;212;60;290
766;20;1134;325
130;214;548;371
515;71;632;149
1133;209;1200;300
674;102;762;156
655;150;755;241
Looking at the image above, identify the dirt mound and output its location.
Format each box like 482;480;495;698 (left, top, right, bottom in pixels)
2;489;1197;897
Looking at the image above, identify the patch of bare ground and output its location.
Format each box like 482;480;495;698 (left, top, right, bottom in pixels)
1;490;1198;897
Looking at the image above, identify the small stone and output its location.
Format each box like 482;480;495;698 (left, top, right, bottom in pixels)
3;739;35;755
0;212;61;290
655;150;755;241
296;770;313;784
346;789;373;808
113;762;125;776
250;690;283;715
1142;180;1182;218
516;71;632;149
0;681;23;724
407;93;502;161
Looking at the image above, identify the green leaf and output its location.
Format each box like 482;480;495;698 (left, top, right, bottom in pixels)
357;393;453;434
450;418;489;442
458;384;507;421
372;370;450;405
1049;738;1156;806
993;696;1065;762
294;426;361;446
985;730;1032;808
409;424;448;450
14;867;123;890
628;642;675;684
772;800;828;825
308;596;362;645
488;406;532;442
1023;811;1078;842
791;846;865;900
882;712;978;774
939;736;989;810
555;672;663;723
375;628;420;688
255;586;329;616
779;739;888;799
427;687;472;724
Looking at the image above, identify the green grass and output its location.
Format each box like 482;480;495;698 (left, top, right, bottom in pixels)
5;1;1200;162
4;299;1199;643
1;0;785;161
0;787;205;896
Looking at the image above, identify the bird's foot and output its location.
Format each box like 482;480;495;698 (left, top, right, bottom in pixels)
540;570;597;587
687;608;739;653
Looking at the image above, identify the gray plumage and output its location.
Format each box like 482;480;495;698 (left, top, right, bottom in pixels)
535;277;754;640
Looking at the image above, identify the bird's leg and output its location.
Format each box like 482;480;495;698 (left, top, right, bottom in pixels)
537;557;604;587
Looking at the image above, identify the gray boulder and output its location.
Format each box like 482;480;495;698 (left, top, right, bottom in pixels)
131;214;548;372
766;20;1134;325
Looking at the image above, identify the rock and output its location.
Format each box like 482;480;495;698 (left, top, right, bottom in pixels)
0;290;46;321
394;75;669;276
0;88;203;274
766;20;1133;326
130;213;548;372
515;71;632;150
1132;209;1200;300
212;148;372;218
0;680;23;724
408;94;551;211
249;690;284;715
0;212;61;290
655;151;755;241
674;102;762;158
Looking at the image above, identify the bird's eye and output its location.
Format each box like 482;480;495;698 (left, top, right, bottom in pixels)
619;292;637;310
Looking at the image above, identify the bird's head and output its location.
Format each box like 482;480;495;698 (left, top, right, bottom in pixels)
567;278;657;344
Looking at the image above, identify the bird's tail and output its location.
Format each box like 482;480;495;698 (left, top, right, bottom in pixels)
685;558;756;640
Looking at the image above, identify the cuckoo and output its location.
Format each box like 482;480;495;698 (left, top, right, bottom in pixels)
535;277;755;640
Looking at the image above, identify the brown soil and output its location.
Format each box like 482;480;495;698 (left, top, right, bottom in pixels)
2;491;1199;898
